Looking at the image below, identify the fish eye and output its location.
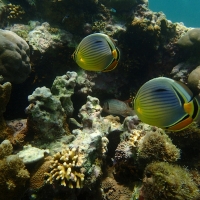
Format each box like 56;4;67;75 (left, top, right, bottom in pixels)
154;88;168;92
94;40;102;43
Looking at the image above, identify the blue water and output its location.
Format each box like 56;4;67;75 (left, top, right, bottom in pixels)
149;0;200;28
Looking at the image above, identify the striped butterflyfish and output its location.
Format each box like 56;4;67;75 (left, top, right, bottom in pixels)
134;77;200;131
72;33;120;72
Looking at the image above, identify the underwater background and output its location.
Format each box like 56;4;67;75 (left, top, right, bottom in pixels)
0;0;200;199
149;0;200;27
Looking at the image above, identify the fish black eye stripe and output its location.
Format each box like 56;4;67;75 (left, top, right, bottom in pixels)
172;85;185;105
192;98;198;119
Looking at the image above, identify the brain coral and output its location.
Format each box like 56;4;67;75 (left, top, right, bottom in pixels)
177;28;200;51
0;29;31;83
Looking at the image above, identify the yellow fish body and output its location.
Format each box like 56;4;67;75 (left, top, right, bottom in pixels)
134;77;200;131
72;33;120;72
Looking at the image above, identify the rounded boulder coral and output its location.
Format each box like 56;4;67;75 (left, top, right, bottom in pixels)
0;29;31;83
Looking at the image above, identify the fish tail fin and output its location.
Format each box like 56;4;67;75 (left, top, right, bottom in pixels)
193;95;200;122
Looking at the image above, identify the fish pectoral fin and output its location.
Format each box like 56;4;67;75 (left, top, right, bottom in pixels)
112;49;118;59
184;101;194;116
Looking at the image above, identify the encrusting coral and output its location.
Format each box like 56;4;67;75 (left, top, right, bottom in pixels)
140;162;200;200
0;140;30;199
29;156;52;191
45;147;85;188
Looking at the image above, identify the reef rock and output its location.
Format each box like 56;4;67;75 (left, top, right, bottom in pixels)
27;22;73;53
51;71;77;116
17;145;49;165
25;86;68;142
25;71;77;142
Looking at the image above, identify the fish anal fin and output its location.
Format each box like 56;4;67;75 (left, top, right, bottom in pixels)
102;60;118;72
184;101;194;116
167;116;193;131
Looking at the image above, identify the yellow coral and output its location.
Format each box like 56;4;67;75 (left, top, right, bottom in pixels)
6;3;25;20
128;129;145;147
45;147;85;188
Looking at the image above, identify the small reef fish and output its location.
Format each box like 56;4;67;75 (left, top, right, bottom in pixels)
110;8;116;13
134;77;200;131
103;99;135;117
62;14;70;23
72;33;120;72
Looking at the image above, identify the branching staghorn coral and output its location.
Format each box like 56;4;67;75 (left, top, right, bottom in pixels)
45;147;85;188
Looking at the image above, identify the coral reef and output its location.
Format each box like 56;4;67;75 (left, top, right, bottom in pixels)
141;162;200;200
0;29;31;83
0;140;30;199
0;82;13;141
1;0;200;199
45;147;85;188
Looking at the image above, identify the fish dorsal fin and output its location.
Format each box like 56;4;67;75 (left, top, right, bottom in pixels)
175;81;193;101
